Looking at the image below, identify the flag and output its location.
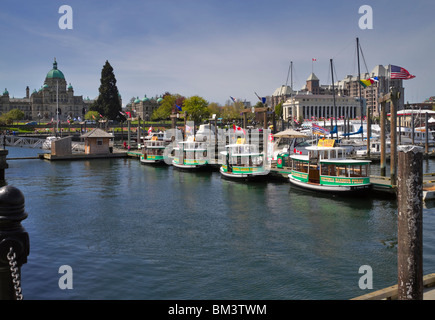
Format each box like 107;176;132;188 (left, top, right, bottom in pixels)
148;126;152;134
293;148;302;155
125;111;131;118
359;76;379;88
176;104;182;111
312;123;330;135
233;124;246;135
230;96;237;103
119;111;126;116
312;58;317;61
99;114;103;118
390;65;415;79
185;125;192;134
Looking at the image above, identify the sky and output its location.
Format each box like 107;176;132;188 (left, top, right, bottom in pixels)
0;0;434;107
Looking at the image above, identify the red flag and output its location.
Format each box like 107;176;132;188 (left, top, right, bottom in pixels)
233;124;245;135
294;148;302;155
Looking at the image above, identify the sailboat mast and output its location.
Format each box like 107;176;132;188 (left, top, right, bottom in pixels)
56;80;59;137
330;59;338;140
357;37;363;140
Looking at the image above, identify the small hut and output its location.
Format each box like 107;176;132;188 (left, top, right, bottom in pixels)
81;128;113;155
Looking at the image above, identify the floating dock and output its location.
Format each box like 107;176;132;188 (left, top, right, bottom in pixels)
41;150;128;161
352;273;435;300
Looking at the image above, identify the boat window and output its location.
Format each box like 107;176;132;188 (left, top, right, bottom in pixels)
348;164;368;177
321;163;337;176
293;160;309;173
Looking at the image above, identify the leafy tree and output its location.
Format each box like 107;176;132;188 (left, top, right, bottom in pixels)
151;93;184;120
90;60;122;121
275;102;283;119
207;102;222;119
85;111;100;121
0;109;25;125
183;96;210;124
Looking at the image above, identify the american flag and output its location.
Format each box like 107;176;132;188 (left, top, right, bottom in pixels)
390;65;415;80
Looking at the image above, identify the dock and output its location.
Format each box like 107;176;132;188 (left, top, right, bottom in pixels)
41;148;128;161
352;273;435;300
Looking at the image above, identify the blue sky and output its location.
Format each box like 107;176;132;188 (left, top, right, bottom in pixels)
0;0;434;106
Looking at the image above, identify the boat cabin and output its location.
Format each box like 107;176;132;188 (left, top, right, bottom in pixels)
290;144;371;188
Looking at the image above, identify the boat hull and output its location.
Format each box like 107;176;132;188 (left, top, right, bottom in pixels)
219;167;269;181
172;160;212;171
140;158;166;165
289;174;372;194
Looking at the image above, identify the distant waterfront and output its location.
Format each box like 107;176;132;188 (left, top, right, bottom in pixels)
4;147;435;300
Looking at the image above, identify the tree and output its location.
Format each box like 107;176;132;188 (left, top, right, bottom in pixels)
275;102;283;120
183;96;210;124
0;109;25;125
85;111;100;121
151;93;184;121
90;60;122;121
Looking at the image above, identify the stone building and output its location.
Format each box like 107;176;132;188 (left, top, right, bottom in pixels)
279;65;405;121
283;94;362;122
0;59;95;121
129;95;162;121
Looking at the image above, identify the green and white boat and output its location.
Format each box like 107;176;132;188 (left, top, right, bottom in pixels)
140;138;170;165
288;143;372;194
220;143;269;180
172;140;210;170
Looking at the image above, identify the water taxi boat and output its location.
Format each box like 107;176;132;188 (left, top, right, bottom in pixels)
172;140;210;170
140;137;170;165
220;142;269;180
288;140;372;194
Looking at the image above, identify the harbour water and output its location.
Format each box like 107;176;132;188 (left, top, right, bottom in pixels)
4;146;435;300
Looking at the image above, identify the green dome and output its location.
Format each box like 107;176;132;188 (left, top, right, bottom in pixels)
142;95;149;102
2;88;8;95
46;59;65;80
157;97;163;103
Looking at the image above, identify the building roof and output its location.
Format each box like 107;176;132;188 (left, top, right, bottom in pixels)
80;128;113;139
307;73;319;81
46;59;65;80
272;85;294;96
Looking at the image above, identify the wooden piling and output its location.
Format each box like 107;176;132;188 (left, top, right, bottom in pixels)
379;96;388;177
390;88;400;185
425;112;429;155
366;106;371;157
397;145;424;300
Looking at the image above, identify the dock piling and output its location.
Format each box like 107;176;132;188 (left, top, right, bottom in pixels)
397;145;424;300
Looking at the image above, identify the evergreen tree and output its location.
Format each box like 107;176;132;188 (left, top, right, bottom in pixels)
90;60;122;121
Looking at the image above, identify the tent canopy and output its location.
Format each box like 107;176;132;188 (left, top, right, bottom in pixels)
273;129;310;138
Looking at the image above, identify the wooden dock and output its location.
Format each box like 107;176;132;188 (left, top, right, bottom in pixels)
352;273;435;300
41;150;128;161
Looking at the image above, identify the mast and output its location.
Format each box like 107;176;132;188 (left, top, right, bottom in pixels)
357;37;363;141
56;79;59;137
330;59;338;140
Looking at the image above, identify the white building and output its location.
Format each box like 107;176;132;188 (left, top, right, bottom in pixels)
282;94;363;122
